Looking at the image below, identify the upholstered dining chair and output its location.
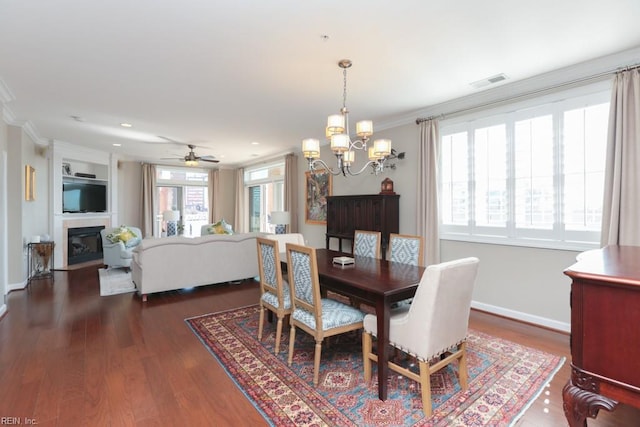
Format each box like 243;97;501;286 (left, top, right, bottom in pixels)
388;233;424;266
256;237;292;354
388;233;425;308
362;257;479;416
353;230;381;259
286;243;365;386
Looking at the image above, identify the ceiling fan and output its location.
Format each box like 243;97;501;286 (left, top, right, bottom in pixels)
164;144;219;166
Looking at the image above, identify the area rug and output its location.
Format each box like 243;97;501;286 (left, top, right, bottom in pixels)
98;268;136;296
186;305;564;427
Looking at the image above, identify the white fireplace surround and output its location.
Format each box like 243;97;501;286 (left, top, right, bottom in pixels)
51;141;119;269
62;218;111;267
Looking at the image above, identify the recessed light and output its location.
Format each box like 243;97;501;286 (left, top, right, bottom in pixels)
120;123;132;128
251;141;260;145
112;143;121;147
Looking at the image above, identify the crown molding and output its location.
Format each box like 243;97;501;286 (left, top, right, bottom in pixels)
0;77;15;104
378;46;640;131
23;121;48;146
2;105;16;125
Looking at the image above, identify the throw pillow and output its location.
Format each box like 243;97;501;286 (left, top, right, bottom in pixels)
106;226;139;245
208;219;234;235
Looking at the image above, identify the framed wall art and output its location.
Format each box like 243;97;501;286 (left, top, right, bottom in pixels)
305;169;332;224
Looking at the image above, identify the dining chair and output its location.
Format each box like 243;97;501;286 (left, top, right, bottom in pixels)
286;243;365;386
388;233;424;308
362;257;479;416
256;237;292;354
388;233;424;266
353;230;381;259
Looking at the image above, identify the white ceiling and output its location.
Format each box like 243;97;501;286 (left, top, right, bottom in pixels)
1;1;640;167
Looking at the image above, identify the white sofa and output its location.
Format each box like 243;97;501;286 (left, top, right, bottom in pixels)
265;233;306;251
131;232;266;301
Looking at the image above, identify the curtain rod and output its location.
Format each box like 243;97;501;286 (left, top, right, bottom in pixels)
416;63;640;125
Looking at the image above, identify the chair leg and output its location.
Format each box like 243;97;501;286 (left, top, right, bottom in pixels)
274;315;283;354
288;325;296;366
313;339;322;386
362;331;372;381
257;305;265;342
419;361;433;417
458;342;469;390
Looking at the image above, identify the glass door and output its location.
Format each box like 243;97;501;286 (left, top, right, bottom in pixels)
157;185;209;237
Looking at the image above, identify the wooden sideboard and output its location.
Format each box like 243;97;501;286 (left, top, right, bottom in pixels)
563;245;640;426
325;194;399;260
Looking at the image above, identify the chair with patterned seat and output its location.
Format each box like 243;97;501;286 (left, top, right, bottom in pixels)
388;233;424;308
353;230;381;259
362;257;480;416
388;233;424;267
286;243;365;386
256;237;292;354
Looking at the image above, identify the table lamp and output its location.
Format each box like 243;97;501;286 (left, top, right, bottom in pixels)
163;210;180;236
270;211;290;234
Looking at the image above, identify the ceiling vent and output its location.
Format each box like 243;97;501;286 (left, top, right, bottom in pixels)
470;73;509;89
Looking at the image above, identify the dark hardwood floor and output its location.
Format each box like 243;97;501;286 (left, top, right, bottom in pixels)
1;266;639;426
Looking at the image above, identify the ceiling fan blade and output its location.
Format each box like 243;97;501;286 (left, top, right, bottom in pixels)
199;158;219;163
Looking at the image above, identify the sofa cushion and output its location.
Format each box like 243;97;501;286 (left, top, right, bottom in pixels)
208;219;234;235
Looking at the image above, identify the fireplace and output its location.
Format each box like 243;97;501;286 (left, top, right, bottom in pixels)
67;226;104;265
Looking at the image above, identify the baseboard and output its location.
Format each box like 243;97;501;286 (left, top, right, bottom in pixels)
471;300;570;333
7;280;27;292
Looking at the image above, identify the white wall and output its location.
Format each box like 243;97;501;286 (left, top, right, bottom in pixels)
117;161;142;228
0;118;7;316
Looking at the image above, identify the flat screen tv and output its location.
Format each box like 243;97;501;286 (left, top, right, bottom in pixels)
63;182;107;213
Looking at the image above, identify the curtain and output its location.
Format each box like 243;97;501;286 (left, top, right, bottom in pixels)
234;168;245;233
208;169;220;223
601;68;640;246
141;163;157;238
417;119;440;266
284;153;298;233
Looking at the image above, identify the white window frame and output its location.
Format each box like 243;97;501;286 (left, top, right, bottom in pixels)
244;161;285;233
439;82;611;251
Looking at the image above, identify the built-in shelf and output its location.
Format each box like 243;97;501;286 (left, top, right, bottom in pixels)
62;175;108;185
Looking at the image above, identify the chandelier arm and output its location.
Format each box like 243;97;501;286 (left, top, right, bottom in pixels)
308;158;342;176
345;160;383;176
348;138;368;151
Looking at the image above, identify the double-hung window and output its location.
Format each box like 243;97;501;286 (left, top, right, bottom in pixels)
440;85;610;250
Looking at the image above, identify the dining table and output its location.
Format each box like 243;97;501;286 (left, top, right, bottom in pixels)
311;248;425;401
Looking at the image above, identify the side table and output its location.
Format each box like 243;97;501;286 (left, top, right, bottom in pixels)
27;241;55;285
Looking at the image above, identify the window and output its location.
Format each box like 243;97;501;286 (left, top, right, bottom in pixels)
156;167;209;237
244;162;285;233
440;87;610;250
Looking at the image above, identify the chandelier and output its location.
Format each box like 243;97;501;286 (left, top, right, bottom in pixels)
302;59;392;176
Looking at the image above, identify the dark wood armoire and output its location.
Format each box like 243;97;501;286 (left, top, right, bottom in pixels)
325;194;399;260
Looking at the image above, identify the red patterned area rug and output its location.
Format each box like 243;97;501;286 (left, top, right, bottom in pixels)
186;305;564;427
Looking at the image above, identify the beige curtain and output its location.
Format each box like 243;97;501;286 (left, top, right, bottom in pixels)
417;119;440;266
234;168;245;233
284;153;298;233
141;163;157;238
208;169;220;223
601;68;640;246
